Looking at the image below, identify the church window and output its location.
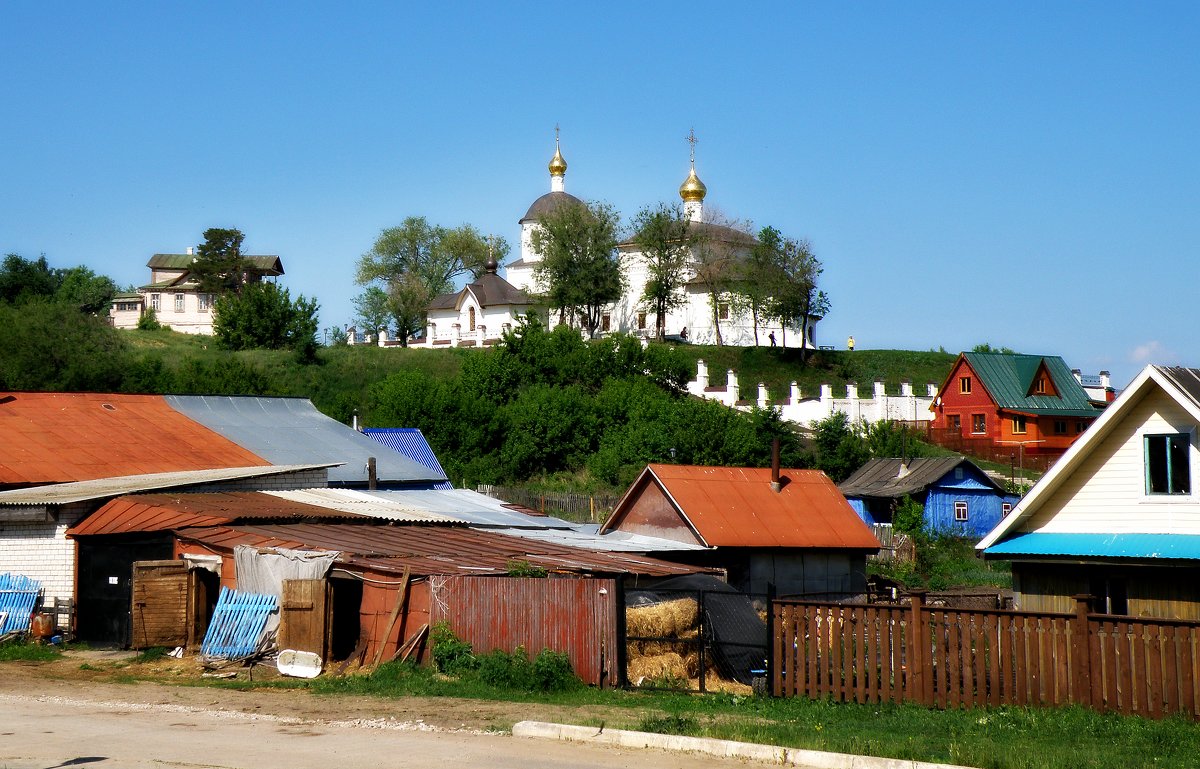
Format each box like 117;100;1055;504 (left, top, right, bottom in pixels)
601;314;611;332
718;303;729;320
637;312;647;330
468;307;476;332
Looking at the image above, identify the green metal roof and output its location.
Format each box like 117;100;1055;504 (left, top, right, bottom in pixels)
147;253;284;275
963;352;1101;417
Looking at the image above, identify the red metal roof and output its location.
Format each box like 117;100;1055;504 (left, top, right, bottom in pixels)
606;464;880;550
172;522;707;578
67;492;372;537
0;393;267;486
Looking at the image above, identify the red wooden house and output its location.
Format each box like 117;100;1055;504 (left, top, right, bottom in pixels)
930;352;1105;458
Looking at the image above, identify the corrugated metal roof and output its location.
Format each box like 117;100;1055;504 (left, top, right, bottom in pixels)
1156;366;1200;410
357;489;574;529
164;396;447;486
362;428;452;488
605;465;880;550
838;457;1003;498
0;464;333;506
173;523;706;577
984;532;1200;561
0;392;268;486
504;527;708;552
961;352;1100;417
66;491;374;537
263;488;457;523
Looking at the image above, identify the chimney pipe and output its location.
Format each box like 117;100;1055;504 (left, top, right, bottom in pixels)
770;438;781;492
368;456;377;491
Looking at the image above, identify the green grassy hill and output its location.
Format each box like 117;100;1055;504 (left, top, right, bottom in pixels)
122;330;956;424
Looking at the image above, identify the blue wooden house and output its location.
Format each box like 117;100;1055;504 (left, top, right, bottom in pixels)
838;457;1019;539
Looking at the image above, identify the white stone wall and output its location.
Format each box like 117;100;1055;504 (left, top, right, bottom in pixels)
685;360;937;427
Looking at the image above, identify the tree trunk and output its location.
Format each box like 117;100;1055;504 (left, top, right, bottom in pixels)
710;295;723;346
751;306;760;346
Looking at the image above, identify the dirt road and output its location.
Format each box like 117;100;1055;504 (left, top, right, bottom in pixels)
0;657;750;769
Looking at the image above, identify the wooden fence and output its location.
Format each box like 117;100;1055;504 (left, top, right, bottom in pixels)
773;592;1200;719
475;485;622;523
918;426;1062;474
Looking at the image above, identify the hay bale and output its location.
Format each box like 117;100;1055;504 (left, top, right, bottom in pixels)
626;598;699;638
628;652;687;683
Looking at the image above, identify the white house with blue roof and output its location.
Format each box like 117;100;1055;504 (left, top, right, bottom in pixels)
978;365;1200;619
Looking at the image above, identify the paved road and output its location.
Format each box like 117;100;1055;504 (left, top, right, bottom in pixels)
0;688;751;769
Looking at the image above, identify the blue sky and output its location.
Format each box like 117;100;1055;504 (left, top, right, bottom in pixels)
2;3;1196;388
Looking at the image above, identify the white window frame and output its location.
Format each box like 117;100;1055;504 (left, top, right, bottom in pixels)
150;294;161;312
174;293;185;313
954;501;968;522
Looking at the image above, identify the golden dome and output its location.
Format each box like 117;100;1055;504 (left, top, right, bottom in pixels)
548;144;567;177
679;165;707;202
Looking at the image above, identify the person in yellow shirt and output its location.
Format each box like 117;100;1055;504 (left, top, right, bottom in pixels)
847;335;855;351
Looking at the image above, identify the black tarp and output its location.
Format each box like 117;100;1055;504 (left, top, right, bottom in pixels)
627;574;767;685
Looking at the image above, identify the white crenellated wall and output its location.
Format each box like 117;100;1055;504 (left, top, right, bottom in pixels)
685;359;937;426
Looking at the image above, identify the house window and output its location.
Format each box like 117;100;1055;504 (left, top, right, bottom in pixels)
150;294;161;311
950;414;961;433
198;293;212;312
959;377;972;394
637;312;647;330
1089;575;1128;615
971;414;986;434
601;314;611;332
468;307;476;332
718;303;730;320
1076;421;1087;434
1054;420;1068;435
174;294;185;312
1145;434;1191;495
1034;376;1047;394
1012;416;1027;435
1001;503;1012;516
954;501;968;521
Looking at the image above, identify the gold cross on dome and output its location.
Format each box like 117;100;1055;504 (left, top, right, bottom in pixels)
555;123;561;146
686;127;699;164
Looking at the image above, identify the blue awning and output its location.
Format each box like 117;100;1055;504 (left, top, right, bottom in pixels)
985;532;1200;561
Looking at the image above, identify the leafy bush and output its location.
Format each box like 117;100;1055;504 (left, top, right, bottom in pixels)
430;621;476;675
137;307;161;330
0;639;61;662
893;495;926;537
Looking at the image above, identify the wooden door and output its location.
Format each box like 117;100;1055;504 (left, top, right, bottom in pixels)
279;579;328;657
131;560;189;649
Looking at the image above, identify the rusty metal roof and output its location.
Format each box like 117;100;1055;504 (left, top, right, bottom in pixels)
172;522;708;578
0;392;268;486
67;491;378;537
603;464;880;551
0;465;333;506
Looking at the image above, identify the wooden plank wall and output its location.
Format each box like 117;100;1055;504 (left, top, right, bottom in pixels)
773;593;1200;720
130;560;188;650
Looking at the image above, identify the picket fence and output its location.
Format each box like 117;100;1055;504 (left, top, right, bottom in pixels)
773;592;1200;720
200;588;278;659
0;574;41;634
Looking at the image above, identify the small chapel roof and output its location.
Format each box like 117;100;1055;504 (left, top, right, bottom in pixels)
520;190;584;224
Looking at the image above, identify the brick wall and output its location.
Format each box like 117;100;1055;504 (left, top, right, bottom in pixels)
0;506;87;603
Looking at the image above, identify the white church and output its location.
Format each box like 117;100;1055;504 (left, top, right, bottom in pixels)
416;134;820;349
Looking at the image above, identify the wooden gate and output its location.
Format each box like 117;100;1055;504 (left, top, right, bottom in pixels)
131;560;188;649
278;579;329;657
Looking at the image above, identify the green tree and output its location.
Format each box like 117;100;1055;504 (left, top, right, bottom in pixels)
689;215;751;346
352;285;393;339
190;228;251;296
212;282;320;360
0;254;61;305
55;266;117;314
730;227;784;346
769;236;828;352
810;412;871;482
530;200;624;338
0;299;128;391
355;217;508;346
631;203;692;341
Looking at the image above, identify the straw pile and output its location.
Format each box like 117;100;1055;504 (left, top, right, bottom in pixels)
628;652;688;683
626;598;698;638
